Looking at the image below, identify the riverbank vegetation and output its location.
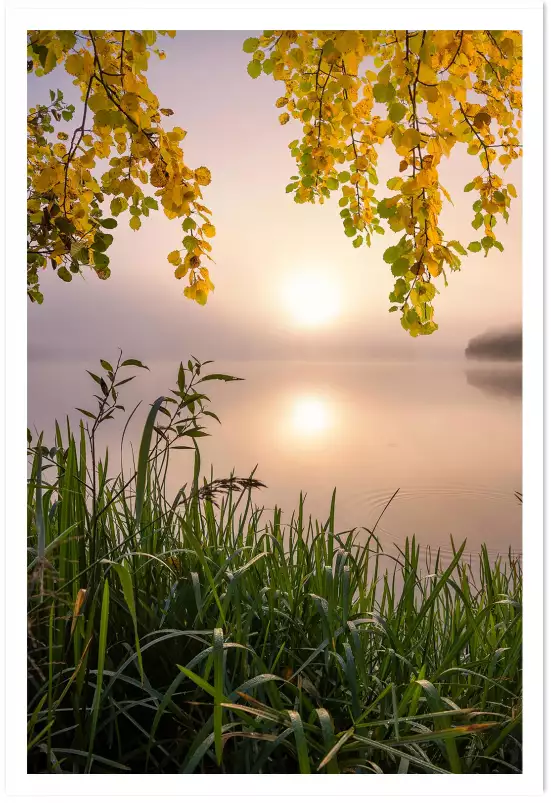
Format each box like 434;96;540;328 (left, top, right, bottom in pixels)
26;357;522;774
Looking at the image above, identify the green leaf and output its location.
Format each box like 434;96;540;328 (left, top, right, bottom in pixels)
110;561;143;683
373;83;395;103
447;240;467;256
183;235;198;250
110;198;127;216
377;199;397;219
391;257;409;276
92;251;109;268
57;266;72;282
86;580;110;772
288;711;311;773
388;102;407;123
55;217;76;235
93;233;113;252
144;197;159;210
481;236;494;250
243;37;260;53
120;358;149;370
247;60;262;79
464;182;475;192
467;241;482;252
199;373;243;383
76;408;96;420
383;245;401;264
135;397;165;529
391;278;408;303
213;628;224;765
101;218;118;229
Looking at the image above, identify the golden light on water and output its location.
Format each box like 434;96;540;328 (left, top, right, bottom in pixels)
283;273;341;328
290;395;331;437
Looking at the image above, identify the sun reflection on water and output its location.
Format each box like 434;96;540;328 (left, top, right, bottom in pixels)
286;394;336;444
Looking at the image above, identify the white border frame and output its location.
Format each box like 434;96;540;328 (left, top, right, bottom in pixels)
2;1;544;799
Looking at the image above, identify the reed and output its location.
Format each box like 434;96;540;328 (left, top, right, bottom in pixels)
27;357;522;774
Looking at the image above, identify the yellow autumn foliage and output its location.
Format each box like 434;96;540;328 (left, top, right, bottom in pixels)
27;29;214;305
245;29;522;336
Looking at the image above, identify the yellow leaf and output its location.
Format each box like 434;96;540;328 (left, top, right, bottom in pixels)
203;224;216;238
70;589;87;637
335;31;360;54
194;166;211;186
426;257;441;277
88;92;110;113
33;167;58;192
400;178;418;195
418;63;438;85
168;126;187;142
65;53;83;76
121;92;140;114
419;84;439;103
374;120;393;138
400;129;422;151
167;250;181;265
439;183;452;203
53;143;67;158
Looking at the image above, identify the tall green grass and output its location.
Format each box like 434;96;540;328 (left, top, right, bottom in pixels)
27;356;522;774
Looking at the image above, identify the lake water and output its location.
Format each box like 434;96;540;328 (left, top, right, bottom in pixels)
28;359;522;559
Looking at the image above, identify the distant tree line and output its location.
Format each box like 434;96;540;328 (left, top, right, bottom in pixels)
465;327;522;361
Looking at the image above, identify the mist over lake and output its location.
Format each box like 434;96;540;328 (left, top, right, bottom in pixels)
28;356;522;557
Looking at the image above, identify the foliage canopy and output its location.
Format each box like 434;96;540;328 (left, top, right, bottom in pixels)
27;29;522;335
27;30;214;305
245;30;522;336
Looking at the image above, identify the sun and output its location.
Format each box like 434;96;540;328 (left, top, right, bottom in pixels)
283;273;341;328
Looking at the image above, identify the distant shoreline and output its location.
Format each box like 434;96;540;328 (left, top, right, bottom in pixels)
465;328;522;362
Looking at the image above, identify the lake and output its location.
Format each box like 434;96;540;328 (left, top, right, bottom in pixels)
27;358;522;559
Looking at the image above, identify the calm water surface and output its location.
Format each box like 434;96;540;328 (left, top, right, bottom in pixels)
28;359;522;557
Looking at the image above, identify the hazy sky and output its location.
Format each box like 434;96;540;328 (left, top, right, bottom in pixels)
27;31;522;364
